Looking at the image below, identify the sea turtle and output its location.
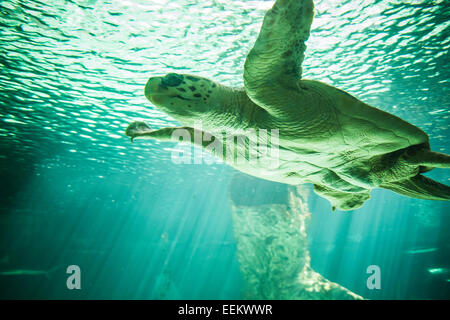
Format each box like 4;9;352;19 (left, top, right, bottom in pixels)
125;0;450;211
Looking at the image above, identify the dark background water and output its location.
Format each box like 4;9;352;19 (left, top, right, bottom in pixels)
0;0;449;299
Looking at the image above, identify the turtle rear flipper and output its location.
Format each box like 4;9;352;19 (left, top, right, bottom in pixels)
381;174;450;201
313;184;371;211
403;148;450;169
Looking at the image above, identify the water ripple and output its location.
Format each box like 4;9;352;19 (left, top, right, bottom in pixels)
0;0;448;174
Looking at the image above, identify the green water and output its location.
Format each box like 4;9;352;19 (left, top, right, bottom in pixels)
0;0;449;299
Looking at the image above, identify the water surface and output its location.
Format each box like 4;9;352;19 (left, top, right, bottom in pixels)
0;0;449;299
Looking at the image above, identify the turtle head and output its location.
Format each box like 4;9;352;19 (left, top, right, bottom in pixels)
144;73;222;125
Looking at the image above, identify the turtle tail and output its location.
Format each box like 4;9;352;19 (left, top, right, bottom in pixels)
381;174;450;201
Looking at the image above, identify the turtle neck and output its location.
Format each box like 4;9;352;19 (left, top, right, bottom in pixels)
201;85;269;134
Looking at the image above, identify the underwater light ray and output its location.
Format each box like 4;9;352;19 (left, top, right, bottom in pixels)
0;0;448;300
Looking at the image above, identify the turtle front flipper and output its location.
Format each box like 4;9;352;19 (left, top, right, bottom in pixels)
125;121;153;142
125;121;226;160
125;121;198;143
381;175;450;201
243;0;314;116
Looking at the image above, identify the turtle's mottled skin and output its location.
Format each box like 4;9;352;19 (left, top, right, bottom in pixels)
126;0;450;210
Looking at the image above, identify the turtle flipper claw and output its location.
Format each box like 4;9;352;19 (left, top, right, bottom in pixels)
125;121;152;142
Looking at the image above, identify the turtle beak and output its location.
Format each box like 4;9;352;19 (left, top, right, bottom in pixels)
145;76;172;102
144;77;155;101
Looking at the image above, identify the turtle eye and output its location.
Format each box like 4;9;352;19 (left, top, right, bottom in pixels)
161;73;183;87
